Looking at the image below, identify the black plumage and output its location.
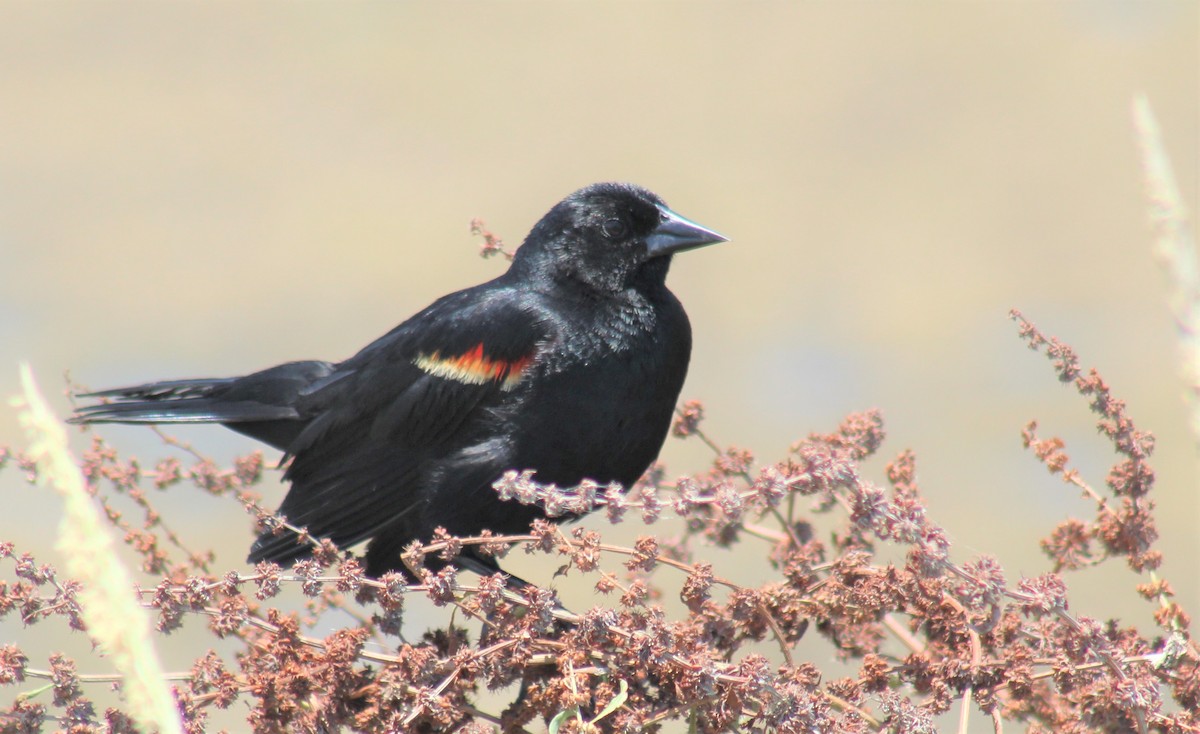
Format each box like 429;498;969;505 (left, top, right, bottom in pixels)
72;182;726;578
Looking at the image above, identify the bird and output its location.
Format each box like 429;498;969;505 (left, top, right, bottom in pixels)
71;182;727;580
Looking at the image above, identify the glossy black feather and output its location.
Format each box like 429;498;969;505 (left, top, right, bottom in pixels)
71;182;726;578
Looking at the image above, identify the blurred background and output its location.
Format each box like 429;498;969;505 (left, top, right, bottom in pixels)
1;2;1196;729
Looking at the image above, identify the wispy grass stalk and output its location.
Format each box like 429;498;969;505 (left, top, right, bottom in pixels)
13;364;182;734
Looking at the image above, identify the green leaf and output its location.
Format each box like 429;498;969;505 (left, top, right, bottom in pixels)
589;679;628;724
548;708;574;734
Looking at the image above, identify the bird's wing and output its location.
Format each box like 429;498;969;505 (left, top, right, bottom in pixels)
249;288;549;564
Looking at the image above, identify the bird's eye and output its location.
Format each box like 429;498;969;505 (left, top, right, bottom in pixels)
601;217;628;239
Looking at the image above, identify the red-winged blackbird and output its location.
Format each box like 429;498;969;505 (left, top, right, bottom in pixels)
71;182;726;579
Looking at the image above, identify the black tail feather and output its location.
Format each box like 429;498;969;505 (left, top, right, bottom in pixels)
70;361;335;450
77;377;237;401
70;397;299;425
72;362;336;424
70;376;300;426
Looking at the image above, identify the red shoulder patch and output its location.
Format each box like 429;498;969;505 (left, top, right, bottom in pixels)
413;343;533;391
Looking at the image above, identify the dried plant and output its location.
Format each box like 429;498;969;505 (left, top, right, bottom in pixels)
2;306;1195;733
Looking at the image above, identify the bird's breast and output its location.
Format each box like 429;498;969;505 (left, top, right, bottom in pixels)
498;314;689;487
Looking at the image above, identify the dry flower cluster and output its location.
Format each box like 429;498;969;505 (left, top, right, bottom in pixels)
0;306;1196;734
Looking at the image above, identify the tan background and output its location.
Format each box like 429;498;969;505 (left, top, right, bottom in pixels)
1;3;1197;730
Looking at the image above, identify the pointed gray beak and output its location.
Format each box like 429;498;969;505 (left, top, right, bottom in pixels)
644;204;728;257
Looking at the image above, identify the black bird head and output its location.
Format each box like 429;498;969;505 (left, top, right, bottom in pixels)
512;182;727;294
